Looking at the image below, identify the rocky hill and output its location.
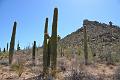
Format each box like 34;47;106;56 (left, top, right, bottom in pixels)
59;19;120;61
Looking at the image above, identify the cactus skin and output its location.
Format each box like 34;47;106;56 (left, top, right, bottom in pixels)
43;18;49;76
9;22;17;64
83;20;88;65
50;8;58;76
7;43;9;51
32;41;36;66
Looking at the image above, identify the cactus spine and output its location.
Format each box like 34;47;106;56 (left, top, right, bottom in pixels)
83;20;88;65
50;8;58;76
9;22;17;64
32;41;36;66
43;18;49;75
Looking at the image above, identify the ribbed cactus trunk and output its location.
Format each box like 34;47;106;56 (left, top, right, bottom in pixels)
43;18;49;75
7;43;9;51
32;41;36;66
83;21;88;65
9;22;17;64
50;8;58;76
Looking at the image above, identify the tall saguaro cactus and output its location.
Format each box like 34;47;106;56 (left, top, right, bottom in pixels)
50;8;58;76
9;22;17;64
83;20;88;65
32;41;36;66
43;18;49;75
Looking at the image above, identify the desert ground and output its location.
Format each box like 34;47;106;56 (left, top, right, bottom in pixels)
0;48;120;80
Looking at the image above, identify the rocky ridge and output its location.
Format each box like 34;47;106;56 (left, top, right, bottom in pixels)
59;19;120;61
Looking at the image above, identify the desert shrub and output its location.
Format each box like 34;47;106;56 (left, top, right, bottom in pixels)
98;52;120;65
111;53;120;63
64;70;97;80
0;52;9;56
11;59;24;77
114;66;120;80
0;52;9;60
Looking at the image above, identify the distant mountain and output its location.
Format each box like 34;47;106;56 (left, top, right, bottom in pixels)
58;19;120;59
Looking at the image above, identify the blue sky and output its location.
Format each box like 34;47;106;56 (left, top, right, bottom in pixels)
0;0;120;50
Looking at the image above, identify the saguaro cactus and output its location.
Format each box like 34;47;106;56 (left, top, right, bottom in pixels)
109;21;112;26
32;41;36;66
83;20;88;65
3;48;6;52
0;48;1;52
9;22;17;64
7;43;9;51
50;8;58;76
43;18;49;75
17;41;20;51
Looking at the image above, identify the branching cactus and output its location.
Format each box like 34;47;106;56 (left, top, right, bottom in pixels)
50;8;58;77
43;18;49;75
83;20;88;65
9;21;17;64
32;41;36;66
